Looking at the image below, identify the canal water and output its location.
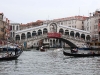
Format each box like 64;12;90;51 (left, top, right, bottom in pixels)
0;49;100;75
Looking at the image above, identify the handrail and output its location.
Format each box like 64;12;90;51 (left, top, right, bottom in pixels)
18;34;90;44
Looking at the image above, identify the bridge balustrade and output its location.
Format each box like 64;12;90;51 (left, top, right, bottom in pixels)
62;35;90;43
18;34;90;44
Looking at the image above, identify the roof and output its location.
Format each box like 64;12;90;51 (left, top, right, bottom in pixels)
59;25;90;34
15;24;90;35
15;25;47;33
53;16;88;21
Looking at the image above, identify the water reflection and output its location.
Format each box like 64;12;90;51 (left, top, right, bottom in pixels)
0;50;100;75
14;60;18;65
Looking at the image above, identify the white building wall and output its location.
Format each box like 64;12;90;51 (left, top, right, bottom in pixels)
10;23;20;40
45;18;85;30
84;14;100;41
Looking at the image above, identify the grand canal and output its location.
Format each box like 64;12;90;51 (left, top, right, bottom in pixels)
0;49;100;75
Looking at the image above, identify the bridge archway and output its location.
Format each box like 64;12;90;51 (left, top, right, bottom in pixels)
38;29;42;35
75;32;80;38
43;28;48;34
65;30;69;35
81;34;85;40
58;38;77;47
86;35;90;40
16;35;20;40
47;33;78;47
32;31;36;36
27;32;31;38
21;33;25;40
59;28;64;34
70;31;74;37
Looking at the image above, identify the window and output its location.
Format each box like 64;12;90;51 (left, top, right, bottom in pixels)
13;32;15;37
82;21;84;24
61;22;63;25
1;28;4;32
10;26;12;30
13;26;15;30
10;32;12;37
16;26;18;30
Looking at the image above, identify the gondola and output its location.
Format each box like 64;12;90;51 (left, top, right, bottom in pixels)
40;46;46;52
0;51;23;61
63;50;100;57
40;49;45;52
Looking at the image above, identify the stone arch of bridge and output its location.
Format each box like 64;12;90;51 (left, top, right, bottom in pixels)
59;28;64;34
38;37;78;48
27;32;31;38
32;31;36;36
15;32;91;43
21;33;26;40
65;30;69;35
58;38;78;47
70;31;74;37
38;29;42;35
16;35;20;40
43;28;48;34
75;32;80;38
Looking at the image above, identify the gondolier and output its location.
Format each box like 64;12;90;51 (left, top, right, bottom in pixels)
71;48;78;53
40;46;45;52
15;48;18;55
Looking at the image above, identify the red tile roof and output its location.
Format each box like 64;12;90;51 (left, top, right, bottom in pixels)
53;16;88;21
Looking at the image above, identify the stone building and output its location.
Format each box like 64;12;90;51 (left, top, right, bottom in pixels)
20;20;43;30
0;13;10;45
9;23;20;41
43;16;88;30
84;10;100;42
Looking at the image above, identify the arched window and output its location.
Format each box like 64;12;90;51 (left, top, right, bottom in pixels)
59;28;64;34
70;31;74;37
38;30;42;35
43;28;48;34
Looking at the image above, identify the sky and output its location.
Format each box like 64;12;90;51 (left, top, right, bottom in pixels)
0;0;100;24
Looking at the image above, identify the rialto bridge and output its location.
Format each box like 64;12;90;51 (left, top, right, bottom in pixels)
15;22;91;48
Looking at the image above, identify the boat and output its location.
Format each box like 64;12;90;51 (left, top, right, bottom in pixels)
0;43;22;52
63;50;100;57
40;49;45;52
40;46;46;52
78;47;92;50
0;50;23;61
78;44;92;50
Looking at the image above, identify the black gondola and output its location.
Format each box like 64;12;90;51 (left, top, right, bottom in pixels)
40;46;46;52
0;51;23;61
63;50;100;57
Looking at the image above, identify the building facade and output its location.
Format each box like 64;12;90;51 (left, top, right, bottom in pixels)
9;23;20;41
0;13;10;45
43;16;88;30
84;10;100;42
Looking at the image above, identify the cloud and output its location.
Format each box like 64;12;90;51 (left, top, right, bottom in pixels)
0;0;100;23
